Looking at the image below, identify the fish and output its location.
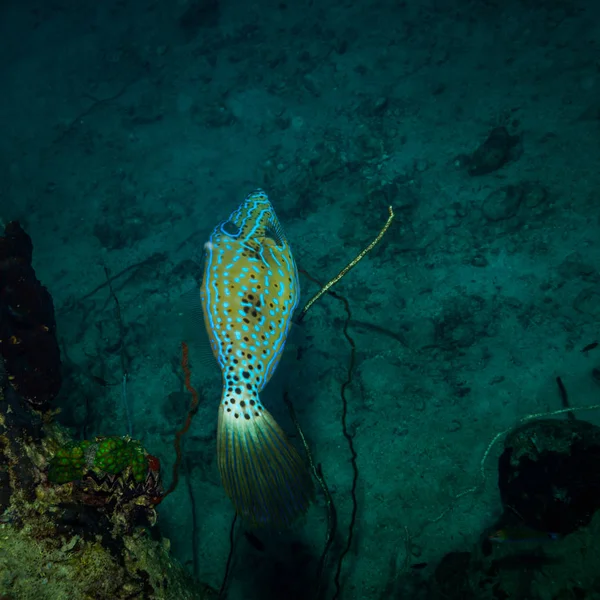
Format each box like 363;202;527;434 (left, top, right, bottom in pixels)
199;189;314;528
488;527;561;543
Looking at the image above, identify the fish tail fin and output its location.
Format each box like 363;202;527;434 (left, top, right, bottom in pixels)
217;397;314;528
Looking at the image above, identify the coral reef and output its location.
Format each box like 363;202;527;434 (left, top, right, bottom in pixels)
46;435;163;535
0;506;213;600
0;221;216;599
0;384;215;599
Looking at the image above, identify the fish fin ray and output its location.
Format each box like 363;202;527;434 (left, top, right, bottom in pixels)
217;403;314;528
265;212;288;248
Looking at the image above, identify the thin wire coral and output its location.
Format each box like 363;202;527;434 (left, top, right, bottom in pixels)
160;341;200;501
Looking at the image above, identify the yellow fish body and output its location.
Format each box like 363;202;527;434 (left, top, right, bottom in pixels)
200;189;313;527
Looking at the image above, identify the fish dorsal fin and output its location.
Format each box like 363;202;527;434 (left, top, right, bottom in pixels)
264;213;287;248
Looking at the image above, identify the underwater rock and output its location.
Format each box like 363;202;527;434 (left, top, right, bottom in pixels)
309;143;343;181
572;286;600;319
480;181;548;223
556;255;597;282
497;418;600;534
429;418;600;599
481;185;523;222
355;123;385;159
456;126;520;176
427;419;600;600
469;499;600;600
0;221;62;409
520;181;547;209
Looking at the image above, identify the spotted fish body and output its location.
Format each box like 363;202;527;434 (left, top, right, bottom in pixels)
200;190;313;528
202;190;299;391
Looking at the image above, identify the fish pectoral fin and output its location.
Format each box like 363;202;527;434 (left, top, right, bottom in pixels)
217;402;314;529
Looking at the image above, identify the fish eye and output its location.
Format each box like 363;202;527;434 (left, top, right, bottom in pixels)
221;220;241;238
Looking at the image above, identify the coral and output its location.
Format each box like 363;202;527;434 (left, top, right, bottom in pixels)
0;221;61;409
0;222;217;599
49;437;152;486
0;518;216;599
44;435;163;535
47;441;92;484
0;375;216;599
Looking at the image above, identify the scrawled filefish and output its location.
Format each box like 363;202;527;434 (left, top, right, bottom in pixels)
200;189;313;528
